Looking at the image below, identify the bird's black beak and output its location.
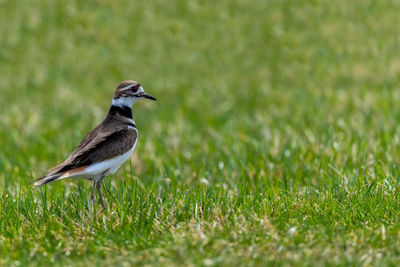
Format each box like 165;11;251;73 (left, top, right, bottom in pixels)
142;92;157;101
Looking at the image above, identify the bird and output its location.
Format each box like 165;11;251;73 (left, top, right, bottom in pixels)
34;80;156;209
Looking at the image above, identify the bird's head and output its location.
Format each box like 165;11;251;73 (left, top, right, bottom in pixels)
112;80;156;107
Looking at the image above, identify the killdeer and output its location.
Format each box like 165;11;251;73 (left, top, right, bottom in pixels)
34;80;156;209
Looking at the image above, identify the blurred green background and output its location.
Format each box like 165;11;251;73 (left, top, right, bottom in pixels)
2;0;400;265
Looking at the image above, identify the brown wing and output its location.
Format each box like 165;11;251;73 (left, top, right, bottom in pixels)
75;129;137;166
46;125;137;176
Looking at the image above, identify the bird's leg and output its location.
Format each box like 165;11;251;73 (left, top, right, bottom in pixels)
96;179;106;210
91;180;96;203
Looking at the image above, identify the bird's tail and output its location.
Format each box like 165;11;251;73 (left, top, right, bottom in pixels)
33;173;64;186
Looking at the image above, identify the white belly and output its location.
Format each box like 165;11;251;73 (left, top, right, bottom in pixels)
77;136;138;181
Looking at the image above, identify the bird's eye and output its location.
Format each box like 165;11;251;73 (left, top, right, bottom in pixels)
131;85;139;92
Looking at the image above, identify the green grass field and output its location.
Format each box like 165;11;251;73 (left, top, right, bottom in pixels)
1;0;400;265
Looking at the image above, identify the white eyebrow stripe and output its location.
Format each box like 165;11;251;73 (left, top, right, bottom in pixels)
121;84;134;91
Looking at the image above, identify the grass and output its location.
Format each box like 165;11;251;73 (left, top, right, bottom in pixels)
1;0;400;265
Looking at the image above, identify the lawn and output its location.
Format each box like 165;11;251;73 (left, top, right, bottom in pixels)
1;0;400;265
